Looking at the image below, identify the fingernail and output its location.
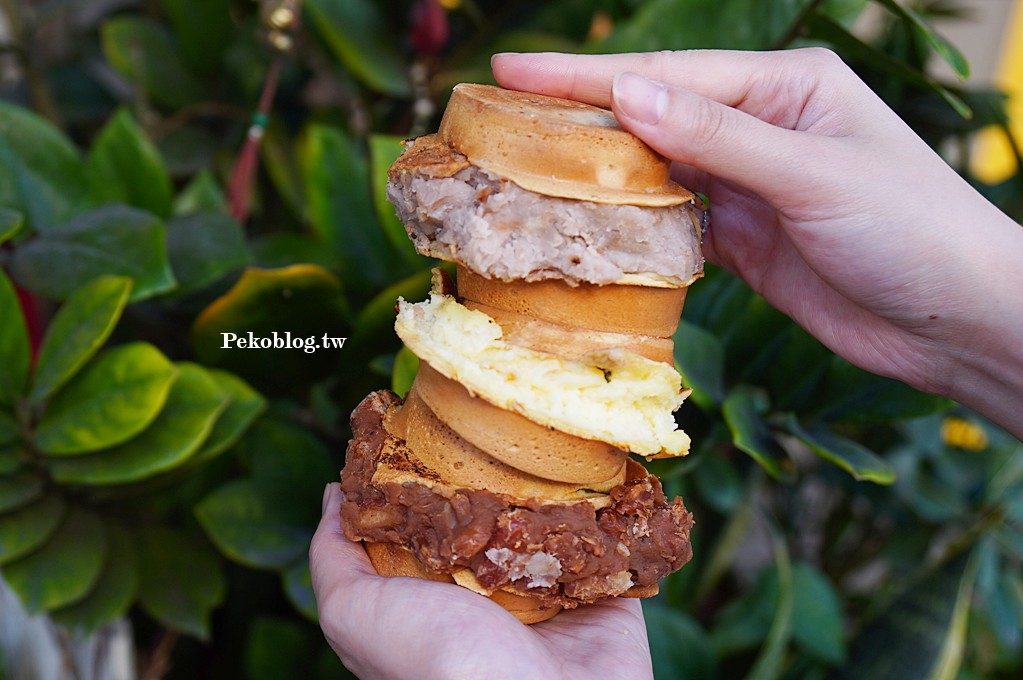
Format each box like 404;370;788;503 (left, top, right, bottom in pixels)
322;483;334;514
491;52;519;66
613;72;668;126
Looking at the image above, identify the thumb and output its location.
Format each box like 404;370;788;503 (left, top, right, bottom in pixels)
611;71;827;201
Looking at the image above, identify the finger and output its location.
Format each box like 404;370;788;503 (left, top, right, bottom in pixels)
609;71;836;204
309;484;375;598
492;49;858;115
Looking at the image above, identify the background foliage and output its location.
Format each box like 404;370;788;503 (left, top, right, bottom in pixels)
0;0;1021;678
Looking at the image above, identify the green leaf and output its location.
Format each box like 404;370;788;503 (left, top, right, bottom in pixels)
0;101;90;229
645;602;716;680
195;478;313;569
283;559;317;620
162;0;232;76
721;387;793;481
302;124;394;292
166;212;251;292
351;266;444;348
0;206;23;245
8;204;177;302
674;318;726;409
136;527;225;640
244;419;337;513
833;553;975;680
49;363;228;484
51;524;139;633
0;470;45;513
790;564;846;665
86;108;174;218
786;416;896;484
370;134;423;269
0;270;30;407
191;265;349;394
304;0;411;97
29;275;133;405
597;0;813;52
189;369;266;466
100;16;203;109
245;617;317;680
745;529;794;680
872;0;970;79
35;342;179;456
173;169;226;215
0;494;65;565
2;507;107;613
0;444;23;475
392;346;419;398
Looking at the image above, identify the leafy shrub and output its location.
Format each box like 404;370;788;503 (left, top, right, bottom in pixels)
0;0;1020;678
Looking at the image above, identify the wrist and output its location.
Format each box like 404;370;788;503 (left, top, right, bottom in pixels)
937;211;1023;441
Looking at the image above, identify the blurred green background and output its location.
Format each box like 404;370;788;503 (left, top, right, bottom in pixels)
0;0;1021;678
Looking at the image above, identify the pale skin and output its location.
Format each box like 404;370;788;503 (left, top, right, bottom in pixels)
311;49;1023;679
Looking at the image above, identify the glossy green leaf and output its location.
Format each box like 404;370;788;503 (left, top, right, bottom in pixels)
162;0;231;76
352;266;445;348
0;101;90;229
137;527;225;640
304;0;411;96
191;265;349;393
392;346;419;398
173;169;226;215
245;419;338;513
188;369;267;466
721;387;793;481
597;0;812;52
674;318;725;409
86;108;174;218
166;212;250;292
645;602;716;680
302;124;393;292
51;524;138;633
283;559;317;620
873;0;970;79
195;478;313;569
0;206;23;245
2;507;107;613
29;275;133;405
49;363;228;484
0;494;65;565
787;416;896;485
0;470;45;513
259;123;305;221
35;342;178;456
8;204;177;302
100;16;203;109
370;134;422;269
0;270;30;407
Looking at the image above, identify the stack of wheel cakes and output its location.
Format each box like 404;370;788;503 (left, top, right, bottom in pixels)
339;84;706;624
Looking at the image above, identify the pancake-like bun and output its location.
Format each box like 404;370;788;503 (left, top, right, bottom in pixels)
388;379;625;498
461;300;675;366
457;266;687;337
365;541;562;624
439;84;693;207
414;362;628;485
